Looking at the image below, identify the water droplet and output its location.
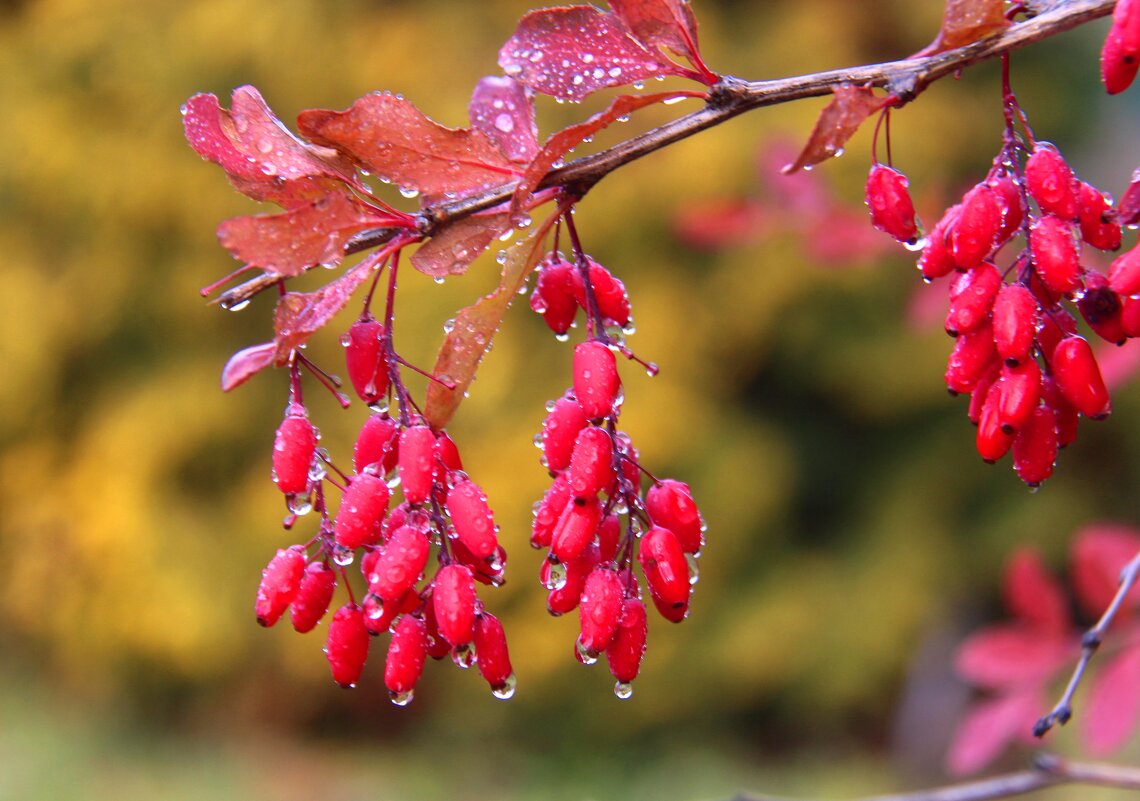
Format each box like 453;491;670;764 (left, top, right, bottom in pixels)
491;673;517;700
452;642;477;669
614;681;633;699
434;276;445;285
555;332;570;343
632;81;645;90
834;147;845;158
257;138;274;154
496;250;508;265
582;53;595;63
686;553;700;585
498;229;515;243
663;95;685;105
443;318;456;334
574;637;598;665
223;298;251;312
287;493;313;516
644;362;659;377
544;559;568;591
493;113;515;133
608;67;622;78
399;186;420;199
904;236;928;252
332;544;354;567
572;74;585;86
389;689;415;706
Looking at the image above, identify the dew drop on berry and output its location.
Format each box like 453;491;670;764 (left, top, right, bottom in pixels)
389;689;415;706
686;553;700;585
332;544;355;567
287;493;314;516
904;237;928;252
544;559;568;591
575;636;598;665
452;642;477;669
614;681;633;699
491;673;517;700
223;298;251;312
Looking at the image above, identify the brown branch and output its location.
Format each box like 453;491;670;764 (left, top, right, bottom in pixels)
215;0;1114;310
728;754;1140;801
1034;547;1140;737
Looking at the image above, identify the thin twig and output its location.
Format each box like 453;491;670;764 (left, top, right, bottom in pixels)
729;754;1140;801
1034;547;1140;737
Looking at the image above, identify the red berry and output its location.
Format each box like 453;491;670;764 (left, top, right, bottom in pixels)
573;341;621;419
1077;270;1126;345
997;360;1042;434
551;495;603;563
1035;307;1078;366
368;524;430;601
255;546;306;627
1025;143;1080;220
344;317;390;405
992;284;1039;367
568;425;615;499
606;597;648;687
385;614;428;703
421;596;453;659
474;612;515;696
1078;182;1122;251
597;513;622;563
290;561;337;633
532;473;571;549
353;413;399;475
326;603;370;687
1030;216;1082;295
1052;336;1111;419
272;411;317;495
945;263;1002;336
1013;405;1059;486
918;207;959;280
1041;376;1080;448
638;525;691;612
398;424;437;505
578;567;625;656
433;431;463;486
544;543;601;616
967;367;1001;425
531;257;579;335
951;184;1000;268
571;259;632;328
988;173;1024;246
1123;297;1140;338
865;164;920;244
446;479;499;561
945;318;998;394
645;479;703;554
432;564;477;647
541;392;589;472
334;473;390;550
976;380;1015;463
363;586;419;636
1108;245;1140;297
1102;0;1140;94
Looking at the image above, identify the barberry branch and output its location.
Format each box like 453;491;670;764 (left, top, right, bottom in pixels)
216;0;1114;312
1033;547;1140;737
729;754;1140;801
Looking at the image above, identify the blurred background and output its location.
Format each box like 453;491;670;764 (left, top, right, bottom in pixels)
2;0;1139;798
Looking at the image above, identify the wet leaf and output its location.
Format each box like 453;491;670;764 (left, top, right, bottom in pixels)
945;689;1043;775
410;212;513;278
220;342;278;391
298;94;522;201
469;76;539;165
782;86;888;174
609;0;702;66
217;193;388;278
424;213;559;429
916;0;1010;57
498;6;685;102
1082;644;1140;755
1070;523;1140;621
272;257;380;360
1002;548;1070;634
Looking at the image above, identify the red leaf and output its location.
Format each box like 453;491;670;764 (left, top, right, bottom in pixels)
1119;167;1140;227
1071;524;1140;622
297;94;521;201
217;193;388;278
916;0;1011;57
468;76;539;165
782;86;888;175
1083;643;1140;755
609;0;703;67
272;257;381;360
410;211;512;278
954;624;1073;689
513;92;685;212
499;6;686;102
1003;548;1071;635
424;213;559;429
182;86;356;207
220;342;278;391
945;689;1044;775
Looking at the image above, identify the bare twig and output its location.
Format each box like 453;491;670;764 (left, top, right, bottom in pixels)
729;754;1140;801
1034;548;1140;737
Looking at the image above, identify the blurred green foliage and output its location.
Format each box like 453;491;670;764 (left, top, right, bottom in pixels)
1;0;1139;798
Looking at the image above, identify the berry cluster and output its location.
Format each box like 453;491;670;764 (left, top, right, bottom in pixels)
529;219;705;698
865;79;1138;486
254;263;513;704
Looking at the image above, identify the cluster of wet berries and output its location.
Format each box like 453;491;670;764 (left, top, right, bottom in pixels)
529;252;705;698
866;136;1138;486
253;316;513;705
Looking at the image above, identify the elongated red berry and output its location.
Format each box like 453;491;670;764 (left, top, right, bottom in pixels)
432;564;477;646
574;341;620;419
1078;270;1126;345
992;284;1039;366
1078;182;1122;251
1052;336;1111;418
1026;144;1079;220
645;479;703;554
532;473;571;549
398;424;437;505
1041;376;1080;448
572;259;632;328
1030;216;1082;295
446;479;499;560
945;318;998;394
639;525;691;611
531;258;579;335
1102;0;1140;94
334;473;390;550
1035;307;1078;365
551;495;603;563
597;513;622;563
546;543;601;616
997;361;1042;434
255;546;306;627
344;317;390;405
989;173;1024;246
578;567;625;656
1109;245;1140;297
865;164;920;244
474;612;515;696
368;524;430;601
353;413;399;475
541;392;589;472
967;367;1000;425
606;597;648;686
291;561;337;633
952;184;1000;268
326;603;370;687
273;410;317;495
976;381;1014;463
385;614;428;703
1013;405;1059;486
421;595;453;659
568;426;615;499
918;207;958;280
945;263;1002;336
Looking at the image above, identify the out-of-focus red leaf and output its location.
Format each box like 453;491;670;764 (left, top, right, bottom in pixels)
183;86;356;207
424;213;559;429
514;92;685;212
1096;338;1140;391
782;86;888;175
954;624;1073;689
916;0;1010;57
1118;168;1140;226
272;257;380;360
217;193;387;278
945;689;1043;775
1003;548;1071;635
802;209;889;266
220;342;278;391
1083;643;1140;755
673;198;767;250
499;6;687;102
469;77;539;165
1071;524;1140;621
297;94;521;201
410;211;512;278
610;0;702;66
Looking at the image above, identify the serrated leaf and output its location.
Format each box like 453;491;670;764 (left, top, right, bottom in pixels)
783;86;888;175
917;0;1010;57
610;0;702;65
469;76;539;165
410;212;513;278
182;86;355;207
297;94;521;202
954;624;1073;689
272;257;379;360
217;193;388;278
1082;643;1140;755
1071;524;1140;622
1003;548;1070;634
945;689;1043;776
220;342;278;391
424;213;559;429
499;6;686;102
